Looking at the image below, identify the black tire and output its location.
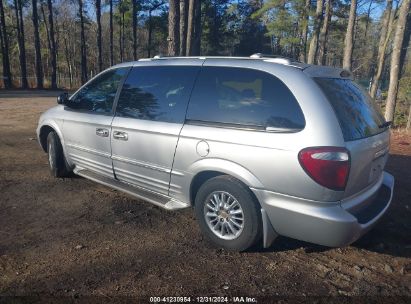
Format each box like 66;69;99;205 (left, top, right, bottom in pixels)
194;175;262;251
47;131;71;178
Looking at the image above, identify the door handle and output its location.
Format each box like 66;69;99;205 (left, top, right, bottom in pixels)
96;128;109;137
113;131;128;141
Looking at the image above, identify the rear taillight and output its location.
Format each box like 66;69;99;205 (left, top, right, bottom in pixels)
298;147;350;191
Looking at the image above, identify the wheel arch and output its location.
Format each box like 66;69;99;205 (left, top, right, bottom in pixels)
38;121;65;153
39;125;55;152
188;158;264;206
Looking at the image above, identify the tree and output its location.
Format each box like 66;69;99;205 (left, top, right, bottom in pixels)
299;0;311;62
47;0;57;88
307;0;323;64
78;0;88;84
179;0;188;55
143;1;166;57
385;0;411;122
32;0;44;88
317;0;332;65
369;0;393;99
109;0;114;65
168;0;180;55
231;1;265;56
118;0;128;62
186;0;195;55
192;0;201;55
96;0;103;71
343;0;357;70
0;0;12;89
13;0;28;88
132;0;139;60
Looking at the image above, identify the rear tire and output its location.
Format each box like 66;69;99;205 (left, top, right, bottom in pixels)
47;131;71;178
194;175;262;251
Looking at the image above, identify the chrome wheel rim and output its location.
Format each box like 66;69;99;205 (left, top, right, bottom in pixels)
48;142;54;168
204;191;244;240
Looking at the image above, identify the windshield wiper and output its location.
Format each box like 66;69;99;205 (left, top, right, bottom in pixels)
379;121;392;129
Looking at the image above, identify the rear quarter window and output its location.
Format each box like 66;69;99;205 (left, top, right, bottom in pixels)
314;78;387;141
186;66;305;130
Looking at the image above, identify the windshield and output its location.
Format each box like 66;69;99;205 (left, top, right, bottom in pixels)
314;78;387;141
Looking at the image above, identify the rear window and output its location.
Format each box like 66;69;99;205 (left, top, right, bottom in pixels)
314;78;387;141
186;67;305;130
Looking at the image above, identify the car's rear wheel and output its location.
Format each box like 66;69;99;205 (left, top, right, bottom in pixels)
47;131;71;178
194;175;262;251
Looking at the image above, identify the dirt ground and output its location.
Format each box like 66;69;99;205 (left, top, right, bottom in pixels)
0;95;410;302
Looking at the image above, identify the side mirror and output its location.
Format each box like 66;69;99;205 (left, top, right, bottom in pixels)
57;92;69;105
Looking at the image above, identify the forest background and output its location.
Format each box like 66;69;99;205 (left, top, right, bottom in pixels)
0;0;410;127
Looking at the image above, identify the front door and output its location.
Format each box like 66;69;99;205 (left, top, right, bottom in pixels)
63;67;128;178
111;64;200;195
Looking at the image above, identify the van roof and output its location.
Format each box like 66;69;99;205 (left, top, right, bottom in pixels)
112;54;352;79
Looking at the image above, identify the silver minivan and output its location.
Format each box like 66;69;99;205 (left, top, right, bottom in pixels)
36;55;394;251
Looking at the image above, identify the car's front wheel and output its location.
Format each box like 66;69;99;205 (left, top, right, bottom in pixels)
194;175;262;251
47;131;71;178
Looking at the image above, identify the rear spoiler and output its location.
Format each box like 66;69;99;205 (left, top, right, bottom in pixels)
303;65;352;79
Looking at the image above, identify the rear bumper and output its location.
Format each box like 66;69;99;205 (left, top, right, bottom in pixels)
251;172;394;247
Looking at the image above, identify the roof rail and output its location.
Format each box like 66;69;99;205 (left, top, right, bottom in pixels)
249;53;300;65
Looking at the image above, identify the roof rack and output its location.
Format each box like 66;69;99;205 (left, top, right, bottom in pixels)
249;53;301;65
147;54;305;67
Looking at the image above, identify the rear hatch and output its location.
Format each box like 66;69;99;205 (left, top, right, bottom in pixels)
314;78;390;198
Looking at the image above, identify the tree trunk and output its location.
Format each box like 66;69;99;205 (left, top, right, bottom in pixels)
363;0;373;41
148;10;152;57
78;0;88;84
119;14;123;62
168;0;180;56
398;10;411;78
0;0;12;88
192;0;201;55
186;0;195;55
32;0;43;88
307;0;323;64
63;35;72;89
299;0;310;62
14;0;28;88
343;0;357;70
120;10;125;61
132;0;138;60
384;0;411;123
41;4;51;81
369;0;393;99
47;0;57;88
109;0;114;65
179;0;188;56
96;0;103;71
317;0;332;65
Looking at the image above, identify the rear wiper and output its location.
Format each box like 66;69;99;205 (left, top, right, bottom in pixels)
379;121;392;129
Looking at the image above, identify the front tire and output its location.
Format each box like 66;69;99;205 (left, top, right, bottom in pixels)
47;131;71;178
194;175;262;251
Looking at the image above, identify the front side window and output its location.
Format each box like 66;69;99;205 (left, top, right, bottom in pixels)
186;67;305;130
69;68;128;113
116;66;200;123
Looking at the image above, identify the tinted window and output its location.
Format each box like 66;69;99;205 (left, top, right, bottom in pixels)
69;68;127;113
314;78;387;141
116;66;199;123
186;67;305;129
